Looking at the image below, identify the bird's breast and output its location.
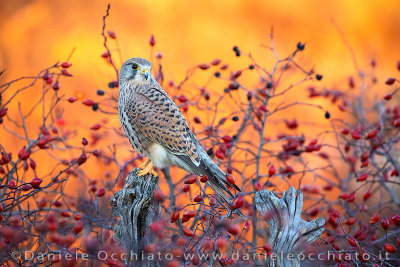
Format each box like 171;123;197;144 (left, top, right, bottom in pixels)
118;108;143;154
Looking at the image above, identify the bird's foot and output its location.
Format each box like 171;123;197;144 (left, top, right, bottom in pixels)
138;158;151;169
138;161;158;177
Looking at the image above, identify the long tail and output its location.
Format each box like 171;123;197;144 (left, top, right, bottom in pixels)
175;147;246;219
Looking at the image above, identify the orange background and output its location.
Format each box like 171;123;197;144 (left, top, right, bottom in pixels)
0;0;399;200
1;0;399;85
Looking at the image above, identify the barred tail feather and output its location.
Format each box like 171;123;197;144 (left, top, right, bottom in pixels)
173;147;245;218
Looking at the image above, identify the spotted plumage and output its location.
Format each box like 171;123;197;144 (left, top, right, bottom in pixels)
118;57;242;216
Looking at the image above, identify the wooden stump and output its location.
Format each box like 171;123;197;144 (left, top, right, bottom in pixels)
111;170;324;266
255;187;325;267
110;168;160;267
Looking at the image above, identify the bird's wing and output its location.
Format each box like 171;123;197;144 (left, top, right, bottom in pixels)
126;85;201;166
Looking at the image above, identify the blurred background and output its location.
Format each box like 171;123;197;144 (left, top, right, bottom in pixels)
0;0;399;197
1;0;399;85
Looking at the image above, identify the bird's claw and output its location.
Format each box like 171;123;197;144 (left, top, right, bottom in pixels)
139;158;151;169
137;161;158;177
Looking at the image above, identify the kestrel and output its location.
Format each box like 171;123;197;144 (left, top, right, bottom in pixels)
118;57;241;210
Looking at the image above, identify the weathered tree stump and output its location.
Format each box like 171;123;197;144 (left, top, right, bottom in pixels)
255;187;325;267
110;168;160;267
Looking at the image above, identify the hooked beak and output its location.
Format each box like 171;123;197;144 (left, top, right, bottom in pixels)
140;69;149;80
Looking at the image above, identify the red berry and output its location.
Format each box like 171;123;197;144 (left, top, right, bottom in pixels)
340;128;350;135
68;97;77;103
391;215;400;226
101;51;109;58
366;128;377;139
348;76;355;88
226;174;236;185
149;222;163;234
215;150;225;159
232;195;244;209
210;59;221;66
1;152;10;164
269;164;275;177
82;99;95;106
357;173;368;182
171;211;180;223
385;77;395;85
351;129;361;140
348;236;358;247
285;119;298;129
182;184;190;192
61;62;71;68
77;151;87;165
81;138;88;146
232;70;242;79
149;35;155;46
185;175;197;184
93;149;101;157
198;64;210;70
18;146;30;160
29;159;36;170
255;181;262;191
73;220;83;234
30;177;42;189
39;198;47;208
61;69;71;76
384;243;397;253
0;108;8;117
384;94;392;100
107;30;116;39
370;214;380;224
194;195;203;202
309;207;319;216
217;238;227;249
347;193;355;203
260;105;268;112
381;218;390;231
144;243;157;253
96;188;105;197
153;190;165;202
183;211;196;219
200;175;208;183
263;243;272;252
221;135;232;143
209;198;216;206
363;191;371;200
90;123;101;130
182;227;194;237
227;224;240;235
21;184;32;191
177;95;188;102
61;211;70;217
394;118;400;128
220;64;228;70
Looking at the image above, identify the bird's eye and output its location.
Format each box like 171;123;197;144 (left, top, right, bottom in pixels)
131;63;139;70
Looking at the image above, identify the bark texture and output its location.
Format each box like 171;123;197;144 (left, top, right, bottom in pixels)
255;187;325;266
110;168;160;267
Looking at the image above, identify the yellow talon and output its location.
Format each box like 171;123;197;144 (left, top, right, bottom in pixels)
138;161;158;177
138;158;151;169
150;169;158;177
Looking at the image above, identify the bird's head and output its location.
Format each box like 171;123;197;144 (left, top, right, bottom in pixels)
119;57;153;85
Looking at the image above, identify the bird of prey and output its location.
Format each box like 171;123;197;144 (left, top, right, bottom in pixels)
118;57;242;212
